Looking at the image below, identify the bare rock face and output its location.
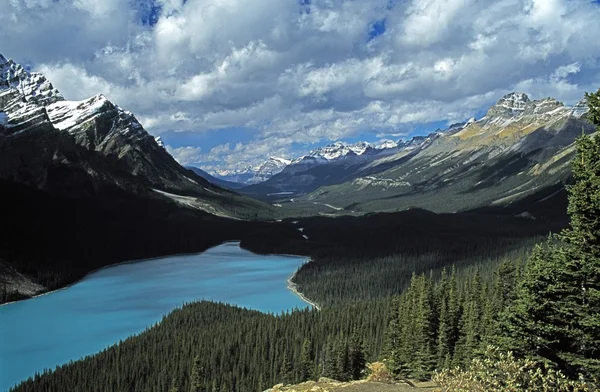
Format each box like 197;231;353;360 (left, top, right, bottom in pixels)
485;92;531;118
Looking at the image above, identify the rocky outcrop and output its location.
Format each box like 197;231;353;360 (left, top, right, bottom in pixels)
264;377;436;392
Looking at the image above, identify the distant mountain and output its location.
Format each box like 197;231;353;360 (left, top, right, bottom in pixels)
187;166;245;189
213;157;292;184
294;92;593;214
241;129;453;198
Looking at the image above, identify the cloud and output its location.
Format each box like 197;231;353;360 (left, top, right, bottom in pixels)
2;0;600;171
166;145;202;166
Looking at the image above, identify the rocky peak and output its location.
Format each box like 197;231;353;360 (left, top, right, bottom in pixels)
522;97;564;116
485;92;530;118
0;54;63;106
571;97;589;118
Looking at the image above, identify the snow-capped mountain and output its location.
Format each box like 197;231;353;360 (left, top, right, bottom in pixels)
0;53;269;218
214;156;292;184
374;140;399;150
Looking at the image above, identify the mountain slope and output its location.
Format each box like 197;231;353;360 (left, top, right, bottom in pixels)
290;93;592;215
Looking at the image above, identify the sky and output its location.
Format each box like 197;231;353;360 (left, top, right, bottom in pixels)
2;0;600;173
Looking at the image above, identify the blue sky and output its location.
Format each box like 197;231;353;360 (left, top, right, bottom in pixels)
2;0;600;173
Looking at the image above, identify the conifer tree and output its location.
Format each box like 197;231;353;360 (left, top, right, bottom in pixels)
323;340;337;379
411;274;436;379
336;340;351;381
169;378;180;392
349;332;366;380
299;339;314;381
190;355;205;392
281;349;294;384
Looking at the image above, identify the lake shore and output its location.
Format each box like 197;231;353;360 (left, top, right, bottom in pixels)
0;241;246;307
286;264;321;311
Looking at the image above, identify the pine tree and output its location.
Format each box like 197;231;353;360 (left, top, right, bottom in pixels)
349;332;366;380
499;241;576;371
335;340;351;381
169;378;180;392
299;339;314;381
411;274;436;380
323;340;337;379
190;355;205;392
281;348;294;384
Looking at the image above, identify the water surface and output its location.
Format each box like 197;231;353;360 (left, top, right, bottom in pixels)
0;242;309;391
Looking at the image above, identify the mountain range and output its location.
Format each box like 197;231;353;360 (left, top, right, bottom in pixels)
213;157;292;184
275;92;593;215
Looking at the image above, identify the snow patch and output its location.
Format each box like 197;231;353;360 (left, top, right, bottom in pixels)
155;136;166;149
46;94;109;131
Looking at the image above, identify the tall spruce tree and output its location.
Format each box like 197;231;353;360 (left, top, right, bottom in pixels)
349;332;366;380
190;355;205;392
281;348;294;384
323;340;337;379
299;338;314;381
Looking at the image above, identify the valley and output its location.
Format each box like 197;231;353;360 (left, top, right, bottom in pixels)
1;46;600;392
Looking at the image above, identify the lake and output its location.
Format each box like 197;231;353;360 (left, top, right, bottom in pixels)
0;242;310;391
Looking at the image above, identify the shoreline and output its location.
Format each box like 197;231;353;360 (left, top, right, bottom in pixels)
286;264;321;311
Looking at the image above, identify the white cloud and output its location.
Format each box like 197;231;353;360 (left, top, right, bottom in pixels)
2;0;600;171
166;145;203;166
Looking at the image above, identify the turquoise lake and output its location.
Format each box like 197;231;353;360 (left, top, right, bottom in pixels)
0;242;310;391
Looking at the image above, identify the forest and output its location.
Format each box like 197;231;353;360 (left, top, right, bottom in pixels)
8;90;600;391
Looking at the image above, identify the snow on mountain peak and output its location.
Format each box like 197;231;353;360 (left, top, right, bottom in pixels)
46;94;111;131
268;156;292;166
374;140;398;150
0;54;64;106
155;136;166;149
499;92;530;108
309;141;371;160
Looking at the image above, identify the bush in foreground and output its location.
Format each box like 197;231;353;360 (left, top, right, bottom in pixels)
433;346;598;392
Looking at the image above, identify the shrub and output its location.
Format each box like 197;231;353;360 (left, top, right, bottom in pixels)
433;346;598;392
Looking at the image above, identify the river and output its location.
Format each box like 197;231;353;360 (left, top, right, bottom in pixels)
0;242;310;391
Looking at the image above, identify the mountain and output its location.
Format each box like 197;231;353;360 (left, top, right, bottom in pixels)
214;156;291;184
0;54;271;219
291;92;593;215
0;54;276;302
241;131;447;199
